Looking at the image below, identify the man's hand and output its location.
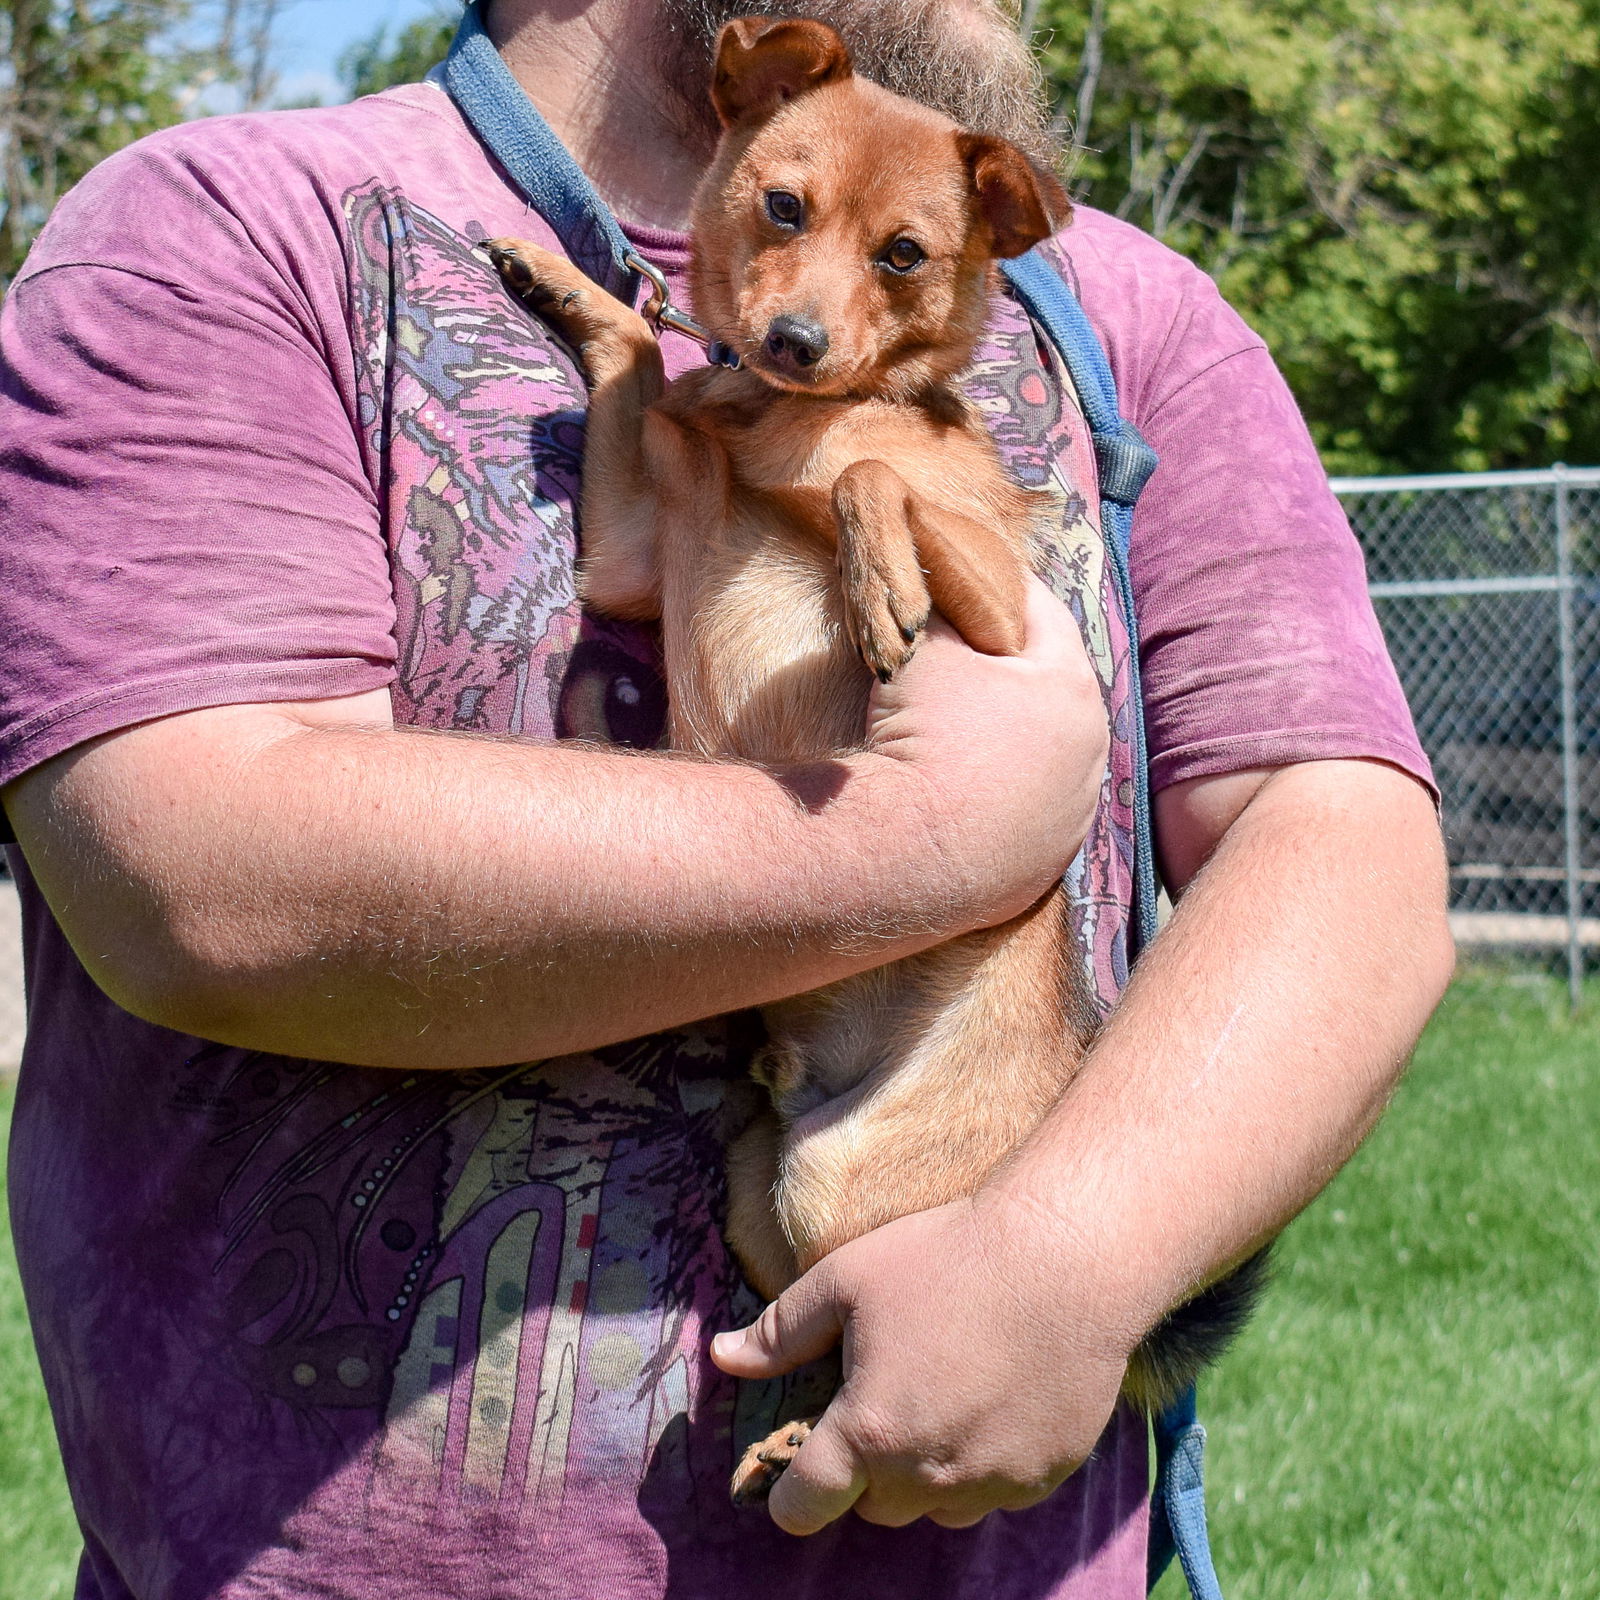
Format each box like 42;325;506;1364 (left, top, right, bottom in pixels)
712;1192;1131;1534
865;579;1109;929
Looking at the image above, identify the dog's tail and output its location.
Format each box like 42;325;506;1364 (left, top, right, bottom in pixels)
1123;1245;1273;1415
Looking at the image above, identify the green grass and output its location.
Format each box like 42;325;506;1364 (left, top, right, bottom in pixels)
3;968;1598;1596
1158;965;1600;1599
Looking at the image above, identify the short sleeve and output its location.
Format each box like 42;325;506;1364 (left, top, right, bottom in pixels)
1056;210;1435;799
1130;341;1434;794
0;137;397;794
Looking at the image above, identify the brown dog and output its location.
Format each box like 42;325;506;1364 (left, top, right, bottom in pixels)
489;14;1261;1506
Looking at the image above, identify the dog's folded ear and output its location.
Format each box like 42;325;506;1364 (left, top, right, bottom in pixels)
958;134;1074;259
711;17;854;128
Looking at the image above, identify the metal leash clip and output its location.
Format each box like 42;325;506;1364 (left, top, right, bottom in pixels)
625;251;743;370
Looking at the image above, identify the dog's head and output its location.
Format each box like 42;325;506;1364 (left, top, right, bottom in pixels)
688;16;1071;399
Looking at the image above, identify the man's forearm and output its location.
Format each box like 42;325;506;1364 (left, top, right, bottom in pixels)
986;759;1455;1344
15;714;964;1069
9;594;1106;1069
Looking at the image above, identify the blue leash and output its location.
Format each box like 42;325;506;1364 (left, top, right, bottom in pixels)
441;8;1219;1594
998;254;1161;958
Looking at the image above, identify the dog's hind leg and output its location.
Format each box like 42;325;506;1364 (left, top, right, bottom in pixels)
729;900;1089;1506
731;1417;815;1506
723;1086;825;1508
723;1094;799;1300
775;896;1091;1270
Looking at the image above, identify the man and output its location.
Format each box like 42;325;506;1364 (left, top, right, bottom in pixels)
0;1;1451;1596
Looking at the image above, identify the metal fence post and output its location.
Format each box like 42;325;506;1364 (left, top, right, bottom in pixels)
1555;464;1583;1009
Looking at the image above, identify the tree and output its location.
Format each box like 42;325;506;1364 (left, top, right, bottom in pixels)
1;1;189;286
1033;0;1600;472
0;0;290;288
340;7;458;101
212;0;280;110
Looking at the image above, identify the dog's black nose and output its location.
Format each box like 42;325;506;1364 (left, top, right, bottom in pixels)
765;313;830;370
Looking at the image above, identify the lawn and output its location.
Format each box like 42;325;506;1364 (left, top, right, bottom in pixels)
2;966;1597;1598
1156;965;1600;1599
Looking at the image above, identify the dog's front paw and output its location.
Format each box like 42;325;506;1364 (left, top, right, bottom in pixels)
832;460;932;682
839;545;931;683
483;238;660;383
731;1418;815;1506
483;237;577;302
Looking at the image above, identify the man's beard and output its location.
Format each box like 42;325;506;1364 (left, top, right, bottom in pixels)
656;0;1057;166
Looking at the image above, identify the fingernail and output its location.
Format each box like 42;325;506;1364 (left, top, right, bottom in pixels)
712;1329;747;1359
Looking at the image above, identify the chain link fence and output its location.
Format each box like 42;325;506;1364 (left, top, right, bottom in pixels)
2;468;1596;1072
1334;467;1600;1005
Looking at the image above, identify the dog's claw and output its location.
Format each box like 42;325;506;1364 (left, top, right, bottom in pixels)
493;253;533;292
731;1418;816;1506
849;592;927;685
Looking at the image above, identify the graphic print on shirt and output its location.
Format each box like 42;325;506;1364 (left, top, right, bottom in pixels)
191;1025;790;1534
344;181;668;748
965;280;1138;1007
192;184;1139;1538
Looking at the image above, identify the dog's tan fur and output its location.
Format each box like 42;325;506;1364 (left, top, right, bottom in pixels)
490;16;1120;1502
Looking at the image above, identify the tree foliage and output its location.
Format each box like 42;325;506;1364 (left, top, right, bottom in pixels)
0;1;188;284
1;0;284;288
1034;0;1600;472
340;8;458;101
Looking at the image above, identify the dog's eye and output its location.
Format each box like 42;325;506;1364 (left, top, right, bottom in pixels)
881;238;925;274
766;191;804;228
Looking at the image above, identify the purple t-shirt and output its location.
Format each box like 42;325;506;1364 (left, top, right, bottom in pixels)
0;80;1429;1600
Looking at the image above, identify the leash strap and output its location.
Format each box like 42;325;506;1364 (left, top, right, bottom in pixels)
443;0;639;302
442;18;1218;1596
998;253;1161;956
1147;1386;1227;1600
